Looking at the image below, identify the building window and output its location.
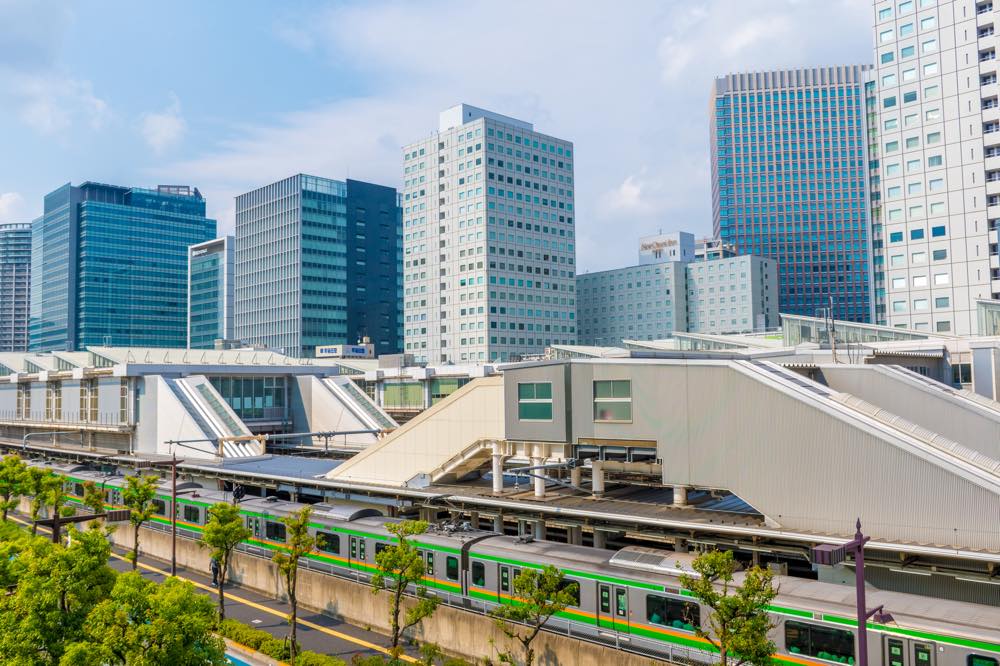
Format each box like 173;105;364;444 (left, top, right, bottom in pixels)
517;382;553;421
593;380;632;422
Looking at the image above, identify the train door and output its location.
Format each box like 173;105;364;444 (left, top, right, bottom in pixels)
349;536;361;569
614;586;630;634
597;583;614;629
499;565;511;603
884;636;935;666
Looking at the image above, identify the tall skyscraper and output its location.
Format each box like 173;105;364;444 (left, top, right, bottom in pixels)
188;236;234;349
710;66;873;322
234;175;402;358
401;104;577;364
871;0;998;335
0;222;32;352
29;183;215;351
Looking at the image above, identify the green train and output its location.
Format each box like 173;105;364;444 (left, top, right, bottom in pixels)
37;462;1000;666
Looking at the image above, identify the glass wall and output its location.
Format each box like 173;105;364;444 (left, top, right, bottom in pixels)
209;376;286;421
382;381;424;410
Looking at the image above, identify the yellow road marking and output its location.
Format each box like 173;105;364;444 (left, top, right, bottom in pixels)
8;515;415;663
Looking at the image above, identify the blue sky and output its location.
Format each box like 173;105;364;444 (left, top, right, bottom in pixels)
0;0;872;271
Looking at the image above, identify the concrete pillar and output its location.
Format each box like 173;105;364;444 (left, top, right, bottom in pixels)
593;529;607;549
591;462;605;495
567;525;583;545
492;454;504;493
533;520;546;541
570;466;582;489
493;514;504;533
469;511;479;529
531;456;545;498
672;485;688;507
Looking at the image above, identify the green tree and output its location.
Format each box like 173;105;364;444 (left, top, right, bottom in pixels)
81;481;107;528
489;565;578;666
61;571;227;666
370;520;441;655
273;506;315;664
0;526;116;664
23;468;64;535
200;501;250;620
0;454;27;521
121;474;160;570
678;550;777;666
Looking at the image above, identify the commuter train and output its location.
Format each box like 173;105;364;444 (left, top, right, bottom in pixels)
32;462;1000;666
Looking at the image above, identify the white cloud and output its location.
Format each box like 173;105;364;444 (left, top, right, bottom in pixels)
162;0;873;269
140;93;186;154
0;192;27;222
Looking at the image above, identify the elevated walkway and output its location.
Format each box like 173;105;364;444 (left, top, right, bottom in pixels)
328;376;505;487
818;364;1000;461
291;376;395;450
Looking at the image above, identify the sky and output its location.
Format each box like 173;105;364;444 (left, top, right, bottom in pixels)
0;0;873;272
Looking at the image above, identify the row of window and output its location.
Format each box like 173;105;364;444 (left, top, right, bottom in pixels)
517;380;634;423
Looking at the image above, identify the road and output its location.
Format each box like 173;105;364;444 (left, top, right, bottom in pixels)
8;514;416;664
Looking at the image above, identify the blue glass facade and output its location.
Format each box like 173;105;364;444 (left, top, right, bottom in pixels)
188;237;234;349
29;182;216;351
0;222;32;352
710;67;873;322
234;175;401;358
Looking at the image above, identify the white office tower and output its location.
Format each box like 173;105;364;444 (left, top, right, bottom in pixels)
401;104;577;363
872;0;998;334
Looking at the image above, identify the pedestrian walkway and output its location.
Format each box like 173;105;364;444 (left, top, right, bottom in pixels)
9;514;416;664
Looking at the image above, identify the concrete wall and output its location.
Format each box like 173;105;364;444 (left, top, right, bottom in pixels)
111;524;661;666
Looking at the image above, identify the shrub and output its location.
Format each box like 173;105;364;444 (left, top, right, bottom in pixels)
294;651;348;666
259;637;293;660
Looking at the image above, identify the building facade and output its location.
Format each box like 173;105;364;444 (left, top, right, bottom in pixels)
577;236;778;346
401;104;576;364
638;231;695;264
29;183;215;351
870;0;998;335
234;175;402;358
711;66;874;323
188;236;234;349
0;222;32;352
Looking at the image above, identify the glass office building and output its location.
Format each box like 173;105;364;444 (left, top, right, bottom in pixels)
0;222;32;352
29;182;216;351
234;175;402;358
710;66;874;322
188;236;234;349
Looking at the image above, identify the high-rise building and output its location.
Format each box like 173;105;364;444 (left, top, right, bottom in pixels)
29;183;216;351
188;236;235;349
577;233;778;346
710;66;873;323
0;222;32;352
870;0;998;335
234;175;402;358
401;104;577;364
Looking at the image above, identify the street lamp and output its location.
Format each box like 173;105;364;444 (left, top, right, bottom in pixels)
812;519;894;666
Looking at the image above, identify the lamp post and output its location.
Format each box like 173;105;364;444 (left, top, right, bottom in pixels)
812;519;894;666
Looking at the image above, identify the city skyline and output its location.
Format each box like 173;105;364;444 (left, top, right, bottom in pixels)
0;0;872;274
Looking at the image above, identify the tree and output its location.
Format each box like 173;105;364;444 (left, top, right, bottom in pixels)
273;506;315;664
23;467;64;535
200;501;250;620
489;565;578;666
370;520;441;655
61;572;227;666
0;454;27;521
678;550;777;666
0;526;116;664
81;481;107;528
121;474;160;570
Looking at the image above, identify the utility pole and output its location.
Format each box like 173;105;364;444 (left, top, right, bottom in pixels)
813;519;894;666
151;445;186;576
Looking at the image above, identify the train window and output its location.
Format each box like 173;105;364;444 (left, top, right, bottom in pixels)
151;499;166;516
500;568;510;592
645;594;699;631
888;638;905;666
425;552;434;572
558;579;580;607
182;505;200;524
73;483;84;497
785;620;854;663
375;543;389;557
969;657;999;666
914;644;932;666
359;540;366;561
600;587;611;613
446;556;459;581
615;588;627;617
317;531;340;554
265;521;286;542
472;562;486;586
